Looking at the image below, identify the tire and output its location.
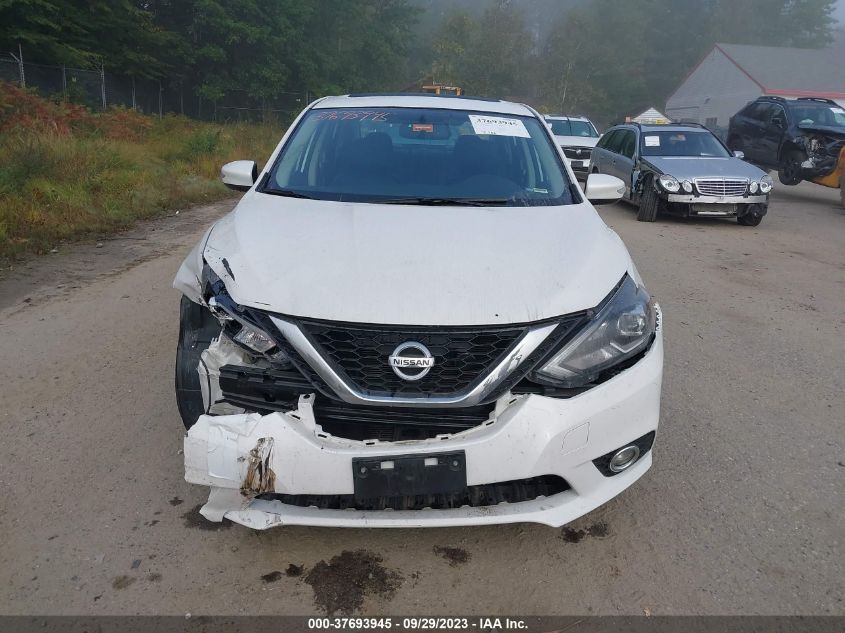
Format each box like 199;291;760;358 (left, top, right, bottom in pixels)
737;203;766;226
637;178;659;222
175;295;221;429
777;150;804;186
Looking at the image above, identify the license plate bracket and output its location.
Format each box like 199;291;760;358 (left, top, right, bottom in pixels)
352;451;467;501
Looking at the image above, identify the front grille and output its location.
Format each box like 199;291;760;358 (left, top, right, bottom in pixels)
299;320;527;397
257;475;570;511
219;365;495;441
695;178;748;197
562;146;592;160
313;400;494;441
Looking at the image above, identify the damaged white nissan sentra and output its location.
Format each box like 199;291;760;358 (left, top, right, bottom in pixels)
173;94;663;529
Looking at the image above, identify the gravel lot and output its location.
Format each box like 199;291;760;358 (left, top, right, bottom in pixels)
0;183;842;616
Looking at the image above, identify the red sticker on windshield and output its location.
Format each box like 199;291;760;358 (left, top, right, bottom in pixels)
412;123;434;132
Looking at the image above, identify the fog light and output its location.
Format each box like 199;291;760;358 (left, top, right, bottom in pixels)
609;445;640;472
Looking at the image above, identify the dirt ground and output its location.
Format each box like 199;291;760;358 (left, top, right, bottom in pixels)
0;184;842;616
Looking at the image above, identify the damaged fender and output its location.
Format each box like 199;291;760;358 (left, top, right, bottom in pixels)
173;224;216;304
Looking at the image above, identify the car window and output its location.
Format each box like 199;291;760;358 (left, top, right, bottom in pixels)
596;130;613;149
768;106;786;126
569;121;598;137
640;130;731;157
604;130;625;154
619;130;636;159
789;104;845;129
547;119;571;136
265;107;577;206
745;103;772;122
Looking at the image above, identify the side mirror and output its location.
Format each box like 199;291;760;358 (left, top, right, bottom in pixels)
221;160;257;192
585;173;625;205
733;150;745;159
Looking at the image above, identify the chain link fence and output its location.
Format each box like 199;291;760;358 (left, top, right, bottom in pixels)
1;53;309;122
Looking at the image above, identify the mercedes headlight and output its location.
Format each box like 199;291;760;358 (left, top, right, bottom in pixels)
534;276;656;388
658;175;680;193
749;181;759;194
759;175;773;194
681;180;693;193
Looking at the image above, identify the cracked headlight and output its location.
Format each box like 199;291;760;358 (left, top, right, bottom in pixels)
233;323;276;353
658;175;680;193
534;276;656;388
759;175;773;194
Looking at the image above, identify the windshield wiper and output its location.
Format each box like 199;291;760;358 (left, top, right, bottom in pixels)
375;197;511;207
261;188;317;200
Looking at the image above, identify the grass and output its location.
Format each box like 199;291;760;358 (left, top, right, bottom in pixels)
0;82;281;260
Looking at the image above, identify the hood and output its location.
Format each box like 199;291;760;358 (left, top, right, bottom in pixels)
797;123;845;138
554;136;599;149
200;192;632;326
642;156;768;181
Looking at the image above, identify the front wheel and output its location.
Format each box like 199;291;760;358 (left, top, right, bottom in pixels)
737;203;766;226
778;150;804;186
175;295;221;429
637;179;659;222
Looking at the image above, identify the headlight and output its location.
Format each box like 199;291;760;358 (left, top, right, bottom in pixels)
759;175;773;193
233;323;276;353
681;180;693;193
202;263;284;358
658;175;680;193
749;181;759;194
533;276;656;388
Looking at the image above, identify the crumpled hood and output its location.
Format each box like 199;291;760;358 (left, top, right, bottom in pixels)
643;156;768;181
797;123;845;138
554;136;599;149
200;192;632;326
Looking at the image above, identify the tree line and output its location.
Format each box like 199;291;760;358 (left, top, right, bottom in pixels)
0;0;837;124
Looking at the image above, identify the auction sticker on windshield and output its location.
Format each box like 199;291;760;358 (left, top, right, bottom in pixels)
644;136;661;147
469;114;531;138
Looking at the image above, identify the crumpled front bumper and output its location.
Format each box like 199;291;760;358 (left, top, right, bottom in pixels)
184;314;663;529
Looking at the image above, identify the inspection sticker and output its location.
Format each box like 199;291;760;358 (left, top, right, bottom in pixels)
644;135;661;147
469;114;531;138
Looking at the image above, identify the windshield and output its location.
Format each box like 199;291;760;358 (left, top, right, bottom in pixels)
547;119;598;138
791;104;845;128
640;130;731;158
263;107;577;206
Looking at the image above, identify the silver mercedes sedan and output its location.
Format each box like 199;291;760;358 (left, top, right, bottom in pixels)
591;122;772;226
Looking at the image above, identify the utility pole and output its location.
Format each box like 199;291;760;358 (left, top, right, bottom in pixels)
10;44;25;87
100;62;107;110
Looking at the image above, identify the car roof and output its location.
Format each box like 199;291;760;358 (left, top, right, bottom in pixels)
313;94;536;117
544;115;592;121
611;123;712;133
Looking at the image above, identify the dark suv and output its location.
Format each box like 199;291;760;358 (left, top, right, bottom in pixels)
727;96;845;186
